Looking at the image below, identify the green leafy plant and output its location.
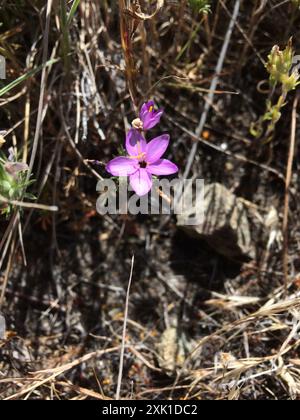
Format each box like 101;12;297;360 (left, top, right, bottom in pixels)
176;0;211;62
60;0;81;71
0;149;34;216
188;0;211;14
251;39;300;143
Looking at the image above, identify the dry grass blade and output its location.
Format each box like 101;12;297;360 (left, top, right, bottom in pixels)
0;195;58;212
116;255;135;400
283;93;299;292
119;0;140;111
4;347;121;400
27;0;53;178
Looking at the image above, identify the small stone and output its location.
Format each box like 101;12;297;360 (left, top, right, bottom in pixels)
177;183;255;259
157;327;187;374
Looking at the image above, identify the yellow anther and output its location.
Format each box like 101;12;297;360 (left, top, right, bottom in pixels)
130;152;146;160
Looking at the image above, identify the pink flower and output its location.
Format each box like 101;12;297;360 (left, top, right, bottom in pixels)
106;129;178;196
4;147;28;179
139;100;163;131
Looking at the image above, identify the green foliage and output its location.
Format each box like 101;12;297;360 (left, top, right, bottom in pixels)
0;152;34;216
292;0;300;9
67;0;81;26
60;0;81;72
251;40;300;143
188;0;211;14
266;40;300;91
176;0;211;62
0;58;59;97
60;0;71;72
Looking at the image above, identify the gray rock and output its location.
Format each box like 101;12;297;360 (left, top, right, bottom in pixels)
177;183;255;259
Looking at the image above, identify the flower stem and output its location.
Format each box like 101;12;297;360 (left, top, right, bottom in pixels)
118;0;139;113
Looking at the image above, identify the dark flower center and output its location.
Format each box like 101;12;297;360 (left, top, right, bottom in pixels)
139;161;147;169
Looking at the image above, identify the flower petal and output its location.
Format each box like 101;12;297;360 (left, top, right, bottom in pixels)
140;101;154;119
146;134;170;163
143;112;164;130
106;157;137;176
147;159;179;176
130;169;153;196
139;101;163;130
8;147;15;162
5;162;29;178
126;128;147;157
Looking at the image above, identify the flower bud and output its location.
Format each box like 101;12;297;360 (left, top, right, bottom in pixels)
266;40;300;92
132;118;144;131
266;40;295;86
281;71;300;92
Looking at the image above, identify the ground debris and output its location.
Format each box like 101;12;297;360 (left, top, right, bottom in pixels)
156;327;189;374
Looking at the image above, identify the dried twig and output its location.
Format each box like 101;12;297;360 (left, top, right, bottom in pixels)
119;0;140;112
27;0;53;178
283;94;299;292
0;195;58;212
116;255;135;400
4;347;121;400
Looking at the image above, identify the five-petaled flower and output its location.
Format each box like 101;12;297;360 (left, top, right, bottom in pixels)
106;128;178;196
139;100;163;131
